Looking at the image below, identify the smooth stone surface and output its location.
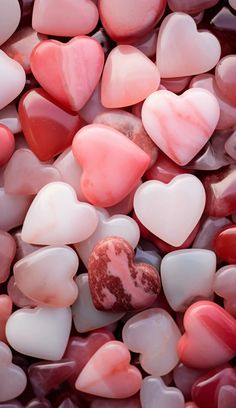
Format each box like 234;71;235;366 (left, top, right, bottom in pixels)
215;55;236;106
21;182;98;245
214;225;236;264
229;0;236;9
144;151;189;184
168;0;219;13
101;45;160;108
173;363;205;400
156;12;221;78
12;228;40;261
142;89;220;165
0;0;21;46
225;130;236;160
0;295;12;343
0;104;21;134
0;187;32;231
31;36;104;112
0;230;16;283
7;276;36;308
134;174;206;246
0;125;15;166
32;0;99;36
161;249;216;311
72;274;125;333
122;308;181;376
213;265;236;317
192;216;231;251
79;81;110;124
161;76;191;94
75;341;142;398
74;208;140;267
140;376;185;408
6;306;72;360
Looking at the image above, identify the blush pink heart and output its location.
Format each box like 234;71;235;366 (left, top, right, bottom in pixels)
0;230;16;283
30;36;104;112
0;295;12;343
0;124;15;166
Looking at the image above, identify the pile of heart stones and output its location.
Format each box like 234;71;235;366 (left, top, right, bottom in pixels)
1;0;236;407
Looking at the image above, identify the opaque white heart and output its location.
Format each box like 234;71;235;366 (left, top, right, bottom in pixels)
0;51;26;110
74;208;140;266
6;306;72;360
140;376;185;408
134;174;206;246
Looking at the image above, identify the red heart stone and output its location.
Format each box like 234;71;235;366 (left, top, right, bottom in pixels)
214;224;236;263
88;236;161;312
18;88;82;161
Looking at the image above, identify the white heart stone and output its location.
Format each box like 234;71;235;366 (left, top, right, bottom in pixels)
72;274;124;333
0;0;21;46
134;174;206;246
74;208;140;267
140;376;185;408
0;103;21;134
21;182;99;245
161;249;216;311
6;306;72;360
0;51;26;110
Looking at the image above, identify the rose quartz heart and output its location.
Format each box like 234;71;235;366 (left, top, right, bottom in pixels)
0;51;26;110
0;187;32;232
8;276;37;308
72;124;150;207
0;230;16;283
0;295;12;342
0;341;27;402
30;36;104;112
142;89;220;165
168;0;219;13
4;148;62;195
14;246;79;307
101;45;160;108
0;124;15;166
32;0;99;36
213;266;236;317
75;340;142;398
0;0;21;46
156;12;221;78
21;182;98;245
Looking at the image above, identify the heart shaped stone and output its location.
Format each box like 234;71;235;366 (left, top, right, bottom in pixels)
88;236;160;312
225;130;236;160
72;124;150;207
0;187;32;232
214;225;236;263
21;182;98;245
177;300;236;369
14;246;79;307
142;89;220;165
0;295;12;342
72;274;125;333
161;249;216;311
7;276;36;308
0;51;26;110
4;148;62;195
192;216;231;251
168;0;219;13
229;0;236;9
134;174;206;246
0;0;21;46
75;340;142;398
0;125;15;166
0;341;27;402
0;230;16;283
30;36;104;112
18;88;82;161
101;45;160;108
173;363;205;401
213;265;236;317
74;208;140;267
140;376;185;408
215;55;236;106
32;0;98;36
0;103;21;134
122;308;181;376
6;306;72;360
156;12;221;78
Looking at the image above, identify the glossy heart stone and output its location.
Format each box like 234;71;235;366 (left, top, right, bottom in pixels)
0;125;15;166
214;225;236;264
21;182;98;245
156;12;221;78
75;340;142;398
168;0;219;13
140;376;185;408
0;341;27;402
192;216;231;251
7;276;36;308
225;130;236;160
74;208;140;267
229;0;236;9
178;301;236;369
3;148;61;195
32;0;99;36
72;124;150;207
18;88;82;161
122;308;181;376
134;174;206;246
101;45;160;108
88;236;160;311
0;230;16;283
161;249;216;311
0;187;32;232
0;103;21;134
0;51;26;111
0;295;12;343
142;89;220;165
6;306;72;360
30;36;104;112
0;0;21;46
144;151;189;184
14;246;79;307
173;363;205;400
213;265;236;317
215;55;236;106
72;274;124;333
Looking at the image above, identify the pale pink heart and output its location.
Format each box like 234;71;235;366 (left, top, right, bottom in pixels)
156;12;221;78
14;246;79;308
21;182;98;245
0;104;21;134
4;148;62;195
0;230;16;283
0;187;32;232
32;0;98;36
141;89;220;165
0;51;26;110
0;0;21;46
213;265;236;317
7;276;37;308
140;376;185;408
229;0;236;10
75;341;142;398
101;45;160;108
0;295;12;342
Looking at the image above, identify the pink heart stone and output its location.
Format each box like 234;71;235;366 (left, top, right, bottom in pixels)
168;0;219;14
0;295;12;343
0;187;32;232
142;89;220;165
0;230;16;283
0;124;15;166
72;124;150;207
215;55;236;106
0;51;26;110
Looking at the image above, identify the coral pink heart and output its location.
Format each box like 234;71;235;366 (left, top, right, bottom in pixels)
142;89;220;165
0;295;12;342
0;124;15;166
72;124;150;207
178;301;236;369
0;230;16;283
75;340;142;398
30;36;104;112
